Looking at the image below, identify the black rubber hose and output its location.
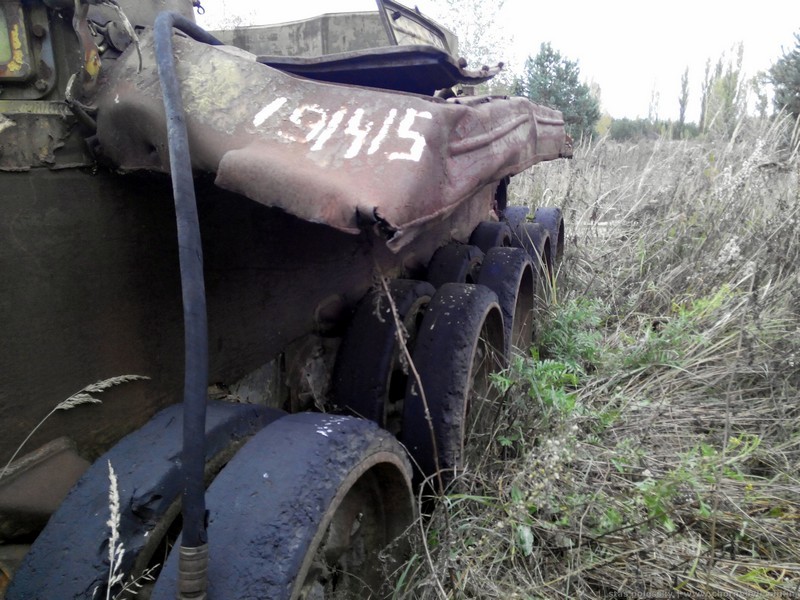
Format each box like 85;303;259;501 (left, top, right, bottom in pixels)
153;10;221;555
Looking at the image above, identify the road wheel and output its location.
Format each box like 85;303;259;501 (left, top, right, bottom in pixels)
151;413;415;600
501;205;530;231
6;402;281;600
477;247;535;356
426;243;484;288
332;279;434;435
468;221;513;253
401;283;506;487
533;206;565;264
514;221;552;278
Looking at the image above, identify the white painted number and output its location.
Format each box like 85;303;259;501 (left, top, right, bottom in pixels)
252;100;432;162
390;109;433;162
368;108;397;155
289;105;328;144
311;109;347;152
344;109;373;159
252;97;288;127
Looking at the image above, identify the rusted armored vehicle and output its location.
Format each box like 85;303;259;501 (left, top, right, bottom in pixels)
0;1;571;597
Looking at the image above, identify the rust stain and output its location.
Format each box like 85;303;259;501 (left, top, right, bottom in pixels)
95;33;571;252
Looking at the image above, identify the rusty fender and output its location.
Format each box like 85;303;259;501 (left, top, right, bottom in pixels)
94;33;571;251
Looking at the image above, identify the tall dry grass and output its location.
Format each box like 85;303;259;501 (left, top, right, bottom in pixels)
392;114;800;599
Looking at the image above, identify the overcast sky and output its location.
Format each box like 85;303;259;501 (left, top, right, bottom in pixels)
196;1;800;122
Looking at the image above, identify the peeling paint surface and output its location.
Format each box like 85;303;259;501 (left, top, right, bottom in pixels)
8;25;24;73
0;115;15;135
95;33;570;252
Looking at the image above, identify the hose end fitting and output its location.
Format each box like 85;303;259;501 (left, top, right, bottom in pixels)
178;543;209;600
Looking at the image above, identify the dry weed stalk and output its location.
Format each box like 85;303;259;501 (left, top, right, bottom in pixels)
397;114;800;599
94;460;157;600
0;375;150;482
376;274;449;600
103;460;125;600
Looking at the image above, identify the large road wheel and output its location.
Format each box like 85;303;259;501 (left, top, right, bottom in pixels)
533;206;565;264
501;205;530;232
468;221;513;253
151;413;415;600
514;221;552;278
332;279;434;435
401;283;506;486
477;247;535;356
6;402;281;600
426;243;484;288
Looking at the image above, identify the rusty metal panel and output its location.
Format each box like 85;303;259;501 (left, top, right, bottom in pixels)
257;45;499;95
0;2;33;82
0;3;57;100
95;33;570;252
0;438;90;540
211;12;388;58
0;102;92;171
209;1;456;59
86;0;195;29
379;0;456;53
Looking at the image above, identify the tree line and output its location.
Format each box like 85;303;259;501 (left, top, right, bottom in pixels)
508;33;800;143
426;0;800;143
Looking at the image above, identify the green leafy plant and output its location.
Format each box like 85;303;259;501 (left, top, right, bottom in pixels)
397;112;800;598
515;42;601;140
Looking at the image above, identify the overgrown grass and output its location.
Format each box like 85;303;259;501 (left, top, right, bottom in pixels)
393;114;800;599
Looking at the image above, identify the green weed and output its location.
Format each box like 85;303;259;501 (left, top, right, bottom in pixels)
397;113;800;598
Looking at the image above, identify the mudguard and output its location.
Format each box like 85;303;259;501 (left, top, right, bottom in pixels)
94;32;571;251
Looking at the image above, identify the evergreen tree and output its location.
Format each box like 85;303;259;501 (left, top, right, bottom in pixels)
769;32;800;118
515;43;600;140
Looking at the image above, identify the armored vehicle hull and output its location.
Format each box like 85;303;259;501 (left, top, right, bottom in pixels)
1;1;571;597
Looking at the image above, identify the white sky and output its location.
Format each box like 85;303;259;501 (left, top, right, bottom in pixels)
196;1;800;122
